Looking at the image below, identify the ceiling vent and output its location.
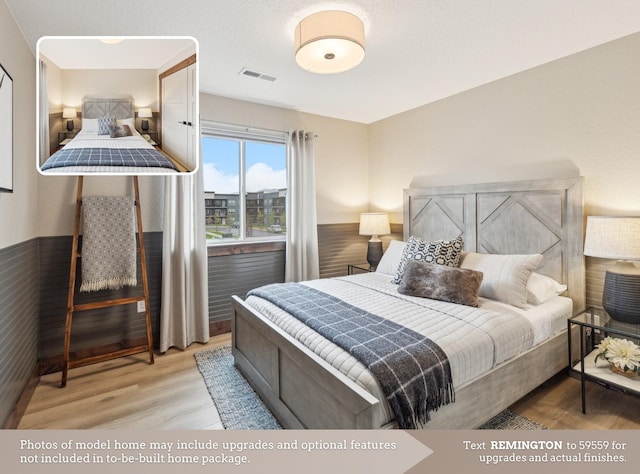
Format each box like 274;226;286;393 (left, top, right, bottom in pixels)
239;68;277;82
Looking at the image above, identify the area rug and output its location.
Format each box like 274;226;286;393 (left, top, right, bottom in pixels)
194;345;281;429
195;345;546;430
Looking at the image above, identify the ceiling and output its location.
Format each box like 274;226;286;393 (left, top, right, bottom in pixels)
7;0;640;124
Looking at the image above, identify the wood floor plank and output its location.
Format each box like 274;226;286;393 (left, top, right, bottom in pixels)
18;332;640;430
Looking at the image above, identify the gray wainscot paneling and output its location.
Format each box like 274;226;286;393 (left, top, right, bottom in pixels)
38;232;163;368
208;248;286;323
0;239;39;426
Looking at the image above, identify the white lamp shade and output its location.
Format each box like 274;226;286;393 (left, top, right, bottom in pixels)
62;108;77;119
295;10;365;74
138;107;153;118
584;216;640;260
359;213;390;237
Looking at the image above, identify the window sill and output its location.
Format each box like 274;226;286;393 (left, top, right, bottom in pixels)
207;240;286;257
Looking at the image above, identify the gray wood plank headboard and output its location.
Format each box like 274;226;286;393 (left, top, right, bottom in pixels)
82;96;134;119
403;177;585;312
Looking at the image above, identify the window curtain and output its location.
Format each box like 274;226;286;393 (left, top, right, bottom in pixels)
38;60;49;164
286;130;320;282
160;170;209;352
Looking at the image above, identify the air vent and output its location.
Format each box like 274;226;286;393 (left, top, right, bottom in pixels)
239;68;278;82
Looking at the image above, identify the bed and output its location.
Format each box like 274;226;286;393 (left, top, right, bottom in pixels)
40;97;182;174
231;177;585;429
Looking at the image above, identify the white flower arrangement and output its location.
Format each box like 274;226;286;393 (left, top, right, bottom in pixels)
594;336;640;376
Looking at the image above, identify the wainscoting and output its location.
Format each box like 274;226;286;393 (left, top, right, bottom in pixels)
38;233;163;372
0;239;39;428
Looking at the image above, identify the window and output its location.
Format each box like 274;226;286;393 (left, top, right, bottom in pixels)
201;124;287;243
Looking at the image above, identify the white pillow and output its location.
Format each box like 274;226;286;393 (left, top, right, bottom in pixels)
117;117;136;132
81;118;98;133
375;240;406;275
527;272;567;305
460;252;543;308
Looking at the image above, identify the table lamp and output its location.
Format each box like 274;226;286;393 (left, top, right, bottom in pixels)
62;108;77;132
138;107;152;131
359;213;390;269
584;216;640;324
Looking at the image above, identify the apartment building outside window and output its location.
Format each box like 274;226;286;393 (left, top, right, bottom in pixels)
201;123;287;243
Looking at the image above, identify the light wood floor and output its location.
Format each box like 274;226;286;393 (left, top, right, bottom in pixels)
18;332;640;430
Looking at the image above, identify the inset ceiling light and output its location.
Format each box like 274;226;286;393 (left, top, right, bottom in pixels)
294;10;365;74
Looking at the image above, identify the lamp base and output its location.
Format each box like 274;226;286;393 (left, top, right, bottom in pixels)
141;120;149;131
66;120;74;132
603;269;640;324
366;241;383;270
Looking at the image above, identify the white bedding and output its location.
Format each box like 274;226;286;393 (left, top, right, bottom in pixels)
245;271;572;427
41;129;178;174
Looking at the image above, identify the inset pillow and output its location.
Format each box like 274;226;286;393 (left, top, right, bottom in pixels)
398;260;483;307
108;124;133;138
391;236;464;284
97;116;116;135
527;272;567;305
459;252;542;308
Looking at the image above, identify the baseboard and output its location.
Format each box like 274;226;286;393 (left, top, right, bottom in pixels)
210;319;231;336
2;363;40;429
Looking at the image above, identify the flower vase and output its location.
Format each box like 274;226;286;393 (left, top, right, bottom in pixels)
609;364;638;378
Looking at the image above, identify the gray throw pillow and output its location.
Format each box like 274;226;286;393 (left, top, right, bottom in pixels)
108;124;133;138
397;260;483;307
98;116;116;135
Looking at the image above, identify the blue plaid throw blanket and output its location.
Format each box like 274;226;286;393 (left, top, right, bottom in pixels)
41;147;178;171
248;283;454;429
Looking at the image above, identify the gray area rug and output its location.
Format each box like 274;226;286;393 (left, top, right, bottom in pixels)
195;345;545;430
195;345;281;429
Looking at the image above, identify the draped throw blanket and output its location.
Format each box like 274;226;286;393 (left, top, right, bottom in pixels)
41;147;178;171
248;283;454;429
80;196;137;292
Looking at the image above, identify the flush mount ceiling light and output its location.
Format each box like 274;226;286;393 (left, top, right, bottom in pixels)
294;10;365;74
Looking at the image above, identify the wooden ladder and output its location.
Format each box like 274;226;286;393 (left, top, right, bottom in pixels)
61;176;154;388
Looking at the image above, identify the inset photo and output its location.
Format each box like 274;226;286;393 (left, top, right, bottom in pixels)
37;36;198;175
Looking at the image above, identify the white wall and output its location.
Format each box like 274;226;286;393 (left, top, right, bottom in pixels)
369;32;640;224
0;0;38;249
199;94;370;225
61;69;158;111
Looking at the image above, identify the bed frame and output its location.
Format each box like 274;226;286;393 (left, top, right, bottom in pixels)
231;177;585;429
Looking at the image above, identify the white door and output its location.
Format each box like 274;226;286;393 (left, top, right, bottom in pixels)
162;67;189;167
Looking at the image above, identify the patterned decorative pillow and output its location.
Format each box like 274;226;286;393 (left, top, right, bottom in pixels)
97;116;116;135
391;235;464;284
108;124;133;138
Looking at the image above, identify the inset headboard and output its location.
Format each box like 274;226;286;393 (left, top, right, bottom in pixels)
403;177;585;312
82;96;134;119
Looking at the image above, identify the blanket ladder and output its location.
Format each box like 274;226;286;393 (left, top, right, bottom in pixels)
61;176;154;388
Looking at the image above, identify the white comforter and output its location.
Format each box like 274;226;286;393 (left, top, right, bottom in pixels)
245;271;571;426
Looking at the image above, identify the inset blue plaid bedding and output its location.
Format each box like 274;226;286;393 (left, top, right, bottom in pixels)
41;147;178;171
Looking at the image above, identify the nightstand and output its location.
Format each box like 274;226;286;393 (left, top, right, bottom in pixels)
568;307;640;413
58;130;79;144
137;130;158;146
348;263;374;275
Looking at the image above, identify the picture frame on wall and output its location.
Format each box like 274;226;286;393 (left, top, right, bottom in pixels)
0;62;13;193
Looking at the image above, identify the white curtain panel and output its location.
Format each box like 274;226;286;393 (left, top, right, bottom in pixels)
38;60;49;164
286;130;320;282
160;171;210;352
